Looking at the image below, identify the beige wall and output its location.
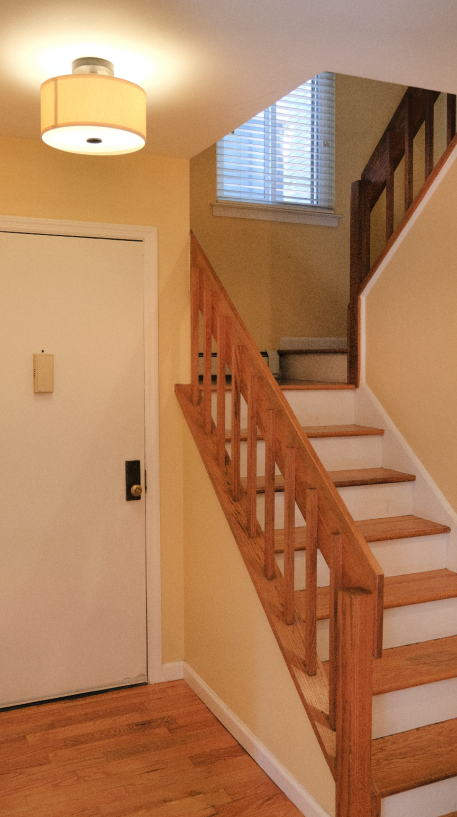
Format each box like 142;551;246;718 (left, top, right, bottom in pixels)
182;424;336;815
190;74;405;350
0;135;190;663
365;147;457;511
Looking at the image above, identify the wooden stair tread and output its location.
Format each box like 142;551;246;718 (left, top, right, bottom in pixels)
327;467;416;487
322;634;457;695
244;467;416;493
357;514;451;541
273;515;450;554
296;569;457;621
209;380;355;391
372;717;457;797
226;423;384;441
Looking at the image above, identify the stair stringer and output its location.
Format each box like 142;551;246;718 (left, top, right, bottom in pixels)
177;383;336;815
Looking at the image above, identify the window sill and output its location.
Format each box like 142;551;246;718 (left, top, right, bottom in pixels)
211;200;342;227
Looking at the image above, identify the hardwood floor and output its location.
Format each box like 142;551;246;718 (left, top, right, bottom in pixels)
0;681;304;816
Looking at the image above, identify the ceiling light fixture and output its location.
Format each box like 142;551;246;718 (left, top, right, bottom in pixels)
40;57;146;155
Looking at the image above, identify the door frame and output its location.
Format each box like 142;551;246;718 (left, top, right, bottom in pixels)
0;214;163;685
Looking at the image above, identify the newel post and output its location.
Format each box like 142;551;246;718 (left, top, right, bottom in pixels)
336;587;373;817
348;179;373;386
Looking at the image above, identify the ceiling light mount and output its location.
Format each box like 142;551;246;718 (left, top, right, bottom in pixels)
41;57;146;156
71;57;114;76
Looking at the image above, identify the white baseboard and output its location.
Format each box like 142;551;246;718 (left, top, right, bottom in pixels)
152;661;184;682
183;662;331;817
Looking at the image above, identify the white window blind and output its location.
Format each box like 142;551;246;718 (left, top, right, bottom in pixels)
217;72;335;210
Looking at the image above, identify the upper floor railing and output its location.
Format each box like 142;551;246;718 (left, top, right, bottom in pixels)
348;86;457;385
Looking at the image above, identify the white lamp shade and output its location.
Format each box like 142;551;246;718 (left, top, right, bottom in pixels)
41;74;146;155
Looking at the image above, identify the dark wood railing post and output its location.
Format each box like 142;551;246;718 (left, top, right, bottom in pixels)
447;94;456;145
424;89;435;179
404;93;414;211
348;179;373;386
336;588;374;817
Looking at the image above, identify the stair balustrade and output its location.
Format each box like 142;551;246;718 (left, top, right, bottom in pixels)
177;232;386;816
348;87;457;385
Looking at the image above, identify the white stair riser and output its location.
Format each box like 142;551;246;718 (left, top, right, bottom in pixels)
280;353;347;383
373;676;457;739
284;388;355;426
317;597;457;661
213;387;355;429
338;482;413;520
275;533;447;592
370;533;447;577
382;776;457;817
255;482;413;529
275;550;330;590
227;434;383;477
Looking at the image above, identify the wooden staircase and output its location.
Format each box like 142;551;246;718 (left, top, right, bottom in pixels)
177;234;457;816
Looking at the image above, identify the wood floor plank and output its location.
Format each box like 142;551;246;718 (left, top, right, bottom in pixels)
371;717;457;797
296;569;457;621
0;682;303;816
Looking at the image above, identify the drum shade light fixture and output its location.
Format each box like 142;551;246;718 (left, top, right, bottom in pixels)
41;57;146;155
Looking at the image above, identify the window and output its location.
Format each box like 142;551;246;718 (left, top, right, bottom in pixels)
216;72;335;212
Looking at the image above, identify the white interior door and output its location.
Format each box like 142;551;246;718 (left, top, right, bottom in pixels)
0;230;147;707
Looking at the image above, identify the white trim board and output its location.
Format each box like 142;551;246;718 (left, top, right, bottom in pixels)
183;663;331;817
0;215;163;688
212;200;342;227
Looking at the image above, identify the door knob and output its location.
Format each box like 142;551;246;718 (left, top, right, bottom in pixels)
130;484;142;497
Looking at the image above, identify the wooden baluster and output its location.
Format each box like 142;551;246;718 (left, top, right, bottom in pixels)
246;376;259;537
203;287;213;434
447;94;456;145
283;447;296;625
405;94;414;211
329;532;343;731
336;588;374;817
385;133;395;241
304;487;318;676
216;315;228;468
264;409;276;580
348;179;372;387
230;344;242;502
190;265;201;406
424;90;435;179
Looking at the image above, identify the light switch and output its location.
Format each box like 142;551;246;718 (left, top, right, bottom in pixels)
33;354;54;393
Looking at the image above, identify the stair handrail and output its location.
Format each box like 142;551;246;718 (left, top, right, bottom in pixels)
188;232;384;815
348;87;457;385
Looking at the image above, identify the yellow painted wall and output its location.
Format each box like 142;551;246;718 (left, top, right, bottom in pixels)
190;74;405;350
365;147;457;511
182;424;336;815
0;135;190;663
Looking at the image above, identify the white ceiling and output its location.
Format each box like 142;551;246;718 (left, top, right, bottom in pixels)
3;0;457;158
